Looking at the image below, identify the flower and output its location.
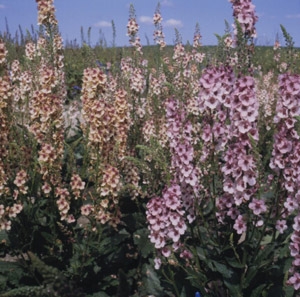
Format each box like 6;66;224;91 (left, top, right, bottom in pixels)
0;220;11;231
233;215;247;234
36;0;57;26
81;204;94;216
284;196;298;214
0;40;8;64
248;198;267;216
127;18;139;37
153;12;162;25
276;220;288;234
154;257;162;270
230;0;258;38
287;272;300;290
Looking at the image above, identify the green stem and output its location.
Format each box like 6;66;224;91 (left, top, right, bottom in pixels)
162;268;181;297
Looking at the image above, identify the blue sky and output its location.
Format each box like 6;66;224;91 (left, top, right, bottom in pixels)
0;0;299;47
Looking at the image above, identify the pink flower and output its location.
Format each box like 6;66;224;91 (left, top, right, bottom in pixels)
223;179;235;194
165;188;181;210
169;212;181;226
66;214;76;224
161;246;171;257
81;204;94;216
248;198;267;215
237;120;252;134
177;219;187;235
227;207;239;220
292;255;300;267
235;177;247;192
201;124;212;142
243;170;257;186
277;138;293;154
153;12;162;24
180;249;193;260
185;171;198;187
168;228;181;242
230;0;258;38
288;272;300;290
147;196;163;216
293;215;300;232
233;215;247;234
150;231;166;249
205;96;220;110
276;220;288;234
154;257;162;270
240;93;256;106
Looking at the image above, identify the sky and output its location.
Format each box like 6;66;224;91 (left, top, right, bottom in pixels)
0;0;299;47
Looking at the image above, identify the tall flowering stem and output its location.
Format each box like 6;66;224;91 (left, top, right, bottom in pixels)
269;73;300;290
153;3;166;49
0;40;9;197
80;67;132;227
0;39;21;231
29;1;65;185
147;98;198;267
127;4;142;54
229;0;258;74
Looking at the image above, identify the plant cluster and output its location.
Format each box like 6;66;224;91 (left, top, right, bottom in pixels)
0;0;300;296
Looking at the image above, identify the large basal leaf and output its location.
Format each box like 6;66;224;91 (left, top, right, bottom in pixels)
212;261;233;278
266;285;287;297
242;265;258;289
224;256;245;269
224;279;242;297
0;261;24;289
249;284;267;297
133;228;153;258
140;263;166;297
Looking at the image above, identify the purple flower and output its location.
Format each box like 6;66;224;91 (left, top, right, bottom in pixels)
276;220;288;234
233;215;247;234
287;272;300;290
230;0;258;39
249;198;267;215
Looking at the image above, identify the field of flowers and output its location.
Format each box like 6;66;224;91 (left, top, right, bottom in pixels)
1;0;300;296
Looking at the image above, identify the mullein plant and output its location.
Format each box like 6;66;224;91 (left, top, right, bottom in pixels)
0;40;23;231
31;0;77;222
0;0;84;258
147;62;300;296
145;1;300;296
230;0;258;75
270;73;300;290
1;0;300;295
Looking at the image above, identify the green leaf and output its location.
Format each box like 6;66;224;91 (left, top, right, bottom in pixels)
267;285;285;297
283;285;295;297
0;231;8;242
141;263;164;296
212;261;232;278
133;228;153;258
260;234;273;245
0;285;43;297
225;256;244;269
196;247;206;261
180;286;187;297
242;265;258;289
0;261;24;288
250;284;267;297
93;264;101;274
224;279;242;297
255;244;275;269
40;231;55;244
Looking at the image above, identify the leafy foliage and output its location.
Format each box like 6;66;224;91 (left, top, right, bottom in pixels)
1;1;300;297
